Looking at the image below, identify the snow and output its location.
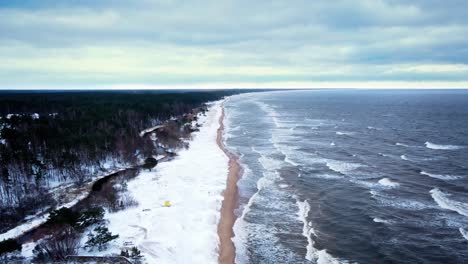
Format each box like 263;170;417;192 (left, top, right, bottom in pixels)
98;101;228;263
0;168;128;241
140;125;165;137
0;214;50;242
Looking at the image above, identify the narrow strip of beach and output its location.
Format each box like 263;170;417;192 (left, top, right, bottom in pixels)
217;103;242;264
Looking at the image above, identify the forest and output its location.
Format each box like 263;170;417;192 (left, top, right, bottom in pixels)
0;90;241;233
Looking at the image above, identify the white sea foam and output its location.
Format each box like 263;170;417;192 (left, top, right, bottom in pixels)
425;142;464;150
326;160;362;174
372;192;434;210
420;171;462;180
400;155;410;161
336;131;354;136
460;228;468;241
296;200;343;264
378;178;400;188
284;156;300;167
430;188;468;217
373;218;391;224
297;200;315;261
314;174;345;180
330;142;336;146
233;163;277;263
395;142;409;147
256;101;282;128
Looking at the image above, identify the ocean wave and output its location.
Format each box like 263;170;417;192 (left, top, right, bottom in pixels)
379;153;395;158
425;142;464;150
420;171;462;180
460;228;468;241
330;142;336;146
296;200;344;264
258;155;284;171
373;218;392;224
430;188;468;217
297;199;316;261
372;192;434;210
378;178;400;188
233;169;273;263
284;156;300;167
326;160;363;174
313;174;345;180
336;131;354;136
400;155;411;161
255;101;282;128
396;142;410;147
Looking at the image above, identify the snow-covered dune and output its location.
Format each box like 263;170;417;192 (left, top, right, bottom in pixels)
101;101;228;263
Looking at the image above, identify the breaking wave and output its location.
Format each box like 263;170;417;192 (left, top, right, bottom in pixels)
373;218;392;224
430;188;468;217
296;200;344;264
400;155;410;161
420;171;462;180
336;131;354;136
378;178;400;188
460;228;468;241
326;160;363;174
425;142;464;150
396;142;410;147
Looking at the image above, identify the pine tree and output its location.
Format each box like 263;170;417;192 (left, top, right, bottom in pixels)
85;225;119;251
130;246;142;260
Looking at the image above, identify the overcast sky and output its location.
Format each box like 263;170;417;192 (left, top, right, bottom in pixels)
1;0;468;89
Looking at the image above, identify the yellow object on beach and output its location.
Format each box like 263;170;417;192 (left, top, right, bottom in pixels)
164;201;171;207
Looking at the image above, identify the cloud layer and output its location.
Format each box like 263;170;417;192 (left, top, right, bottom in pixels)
1;0;467;88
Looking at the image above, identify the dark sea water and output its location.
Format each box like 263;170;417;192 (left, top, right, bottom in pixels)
224;90;468;264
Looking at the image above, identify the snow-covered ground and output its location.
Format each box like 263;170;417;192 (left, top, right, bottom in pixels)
0;168;128;242
87;101;228;263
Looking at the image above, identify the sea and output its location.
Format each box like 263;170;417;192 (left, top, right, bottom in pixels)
223;90;468;264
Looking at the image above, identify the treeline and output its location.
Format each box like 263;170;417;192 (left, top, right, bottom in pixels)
0;90;241;232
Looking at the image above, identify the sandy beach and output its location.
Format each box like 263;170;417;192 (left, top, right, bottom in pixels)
217;104;242;264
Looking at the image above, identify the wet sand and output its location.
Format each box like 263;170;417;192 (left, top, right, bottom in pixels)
217;103;242;264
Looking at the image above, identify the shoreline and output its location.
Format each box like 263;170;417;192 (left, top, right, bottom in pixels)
217;102;242;264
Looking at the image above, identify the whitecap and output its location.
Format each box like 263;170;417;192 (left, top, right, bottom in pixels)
425;142;464;150
297;200;316;261
352;180;377;188
400;155;410;161
313;174;345;180
372;192;434;210
336;131;354;136
396;142;409;147
326;160;362;174
373;218;391;224
430;188;468;217
330;142;336;146
296;200;344;263
460;228;468;241
420;171;462;180
378;178;400;188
